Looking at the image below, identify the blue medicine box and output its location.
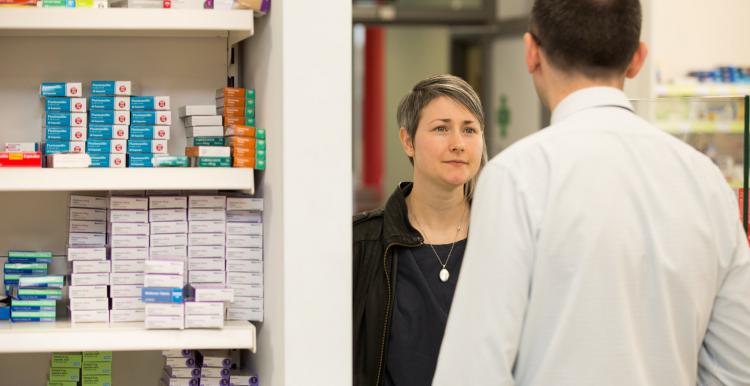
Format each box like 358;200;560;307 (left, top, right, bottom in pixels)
127;154;154;168
90;96;130;111
130;125;169;140
46;127;86;142
44;141;85;154
91;80;132;96
88;125;129;140
131;111;171;125
130;96;170;111
46;112;86;127
45;98;86;112
142;287;184;303
90;111;129;125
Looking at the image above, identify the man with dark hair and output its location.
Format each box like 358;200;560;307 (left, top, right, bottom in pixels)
433;0;750;385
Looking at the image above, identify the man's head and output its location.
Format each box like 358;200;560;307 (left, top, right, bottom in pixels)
525;0;648;108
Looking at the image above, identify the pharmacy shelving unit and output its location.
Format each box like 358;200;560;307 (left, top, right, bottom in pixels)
0;2;352;385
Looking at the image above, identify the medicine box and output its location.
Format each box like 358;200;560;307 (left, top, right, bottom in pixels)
185;126;223;137
87;139;127;154
90;96;131;111
90;153;126;168
88;125;129;140
70;195;107;209
111;259;146;273
110;247;148;260
91;80;133;96
130;111;171;125
40;82;82;97
89;111;130;125
44;141;85;154
129;125;170;140
130;96;170;111
45;97;87;113
127;139;168;154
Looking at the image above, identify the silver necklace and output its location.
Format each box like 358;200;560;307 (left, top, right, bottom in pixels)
410;204;467;283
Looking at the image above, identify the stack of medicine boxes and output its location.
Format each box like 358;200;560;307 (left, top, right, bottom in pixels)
68;195;110;323
160;350;201;386
6;251;60;323
108;195;148;322
185;195;227;328
143;194;187;329
41;82;87;162
217;87;266;169
88;81;132;168
48;352;82;386
128;95;172;167
225;197;264;322
81;351;113;386
180;105;229;167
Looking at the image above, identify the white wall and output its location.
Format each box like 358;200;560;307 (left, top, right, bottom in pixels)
243;0;352;384
384;27;450;194
651;0;750;85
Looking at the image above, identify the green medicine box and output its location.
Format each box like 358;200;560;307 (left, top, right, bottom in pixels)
49;367;80;382
245;88;255;100
82;361;112;375
245;117;256;126
51;353;82;368
195;156;231;167
83;352;112;363
188;136;225;147
8;251;53;258
48;382;78;386
82;374;112;386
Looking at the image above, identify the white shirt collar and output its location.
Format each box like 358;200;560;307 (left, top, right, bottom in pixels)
550;86;634;125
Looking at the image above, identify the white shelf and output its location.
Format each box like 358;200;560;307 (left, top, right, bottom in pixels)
0;320;256;353
0;8;254;43
656;84;750;97
658;121;745;134
0;168;254;192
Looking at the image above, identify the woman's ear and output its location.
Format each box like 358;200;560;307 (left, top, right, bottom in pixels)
399;127;415;158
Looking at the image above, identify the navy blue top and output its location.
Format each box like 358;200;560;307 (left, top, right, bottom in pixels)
384;239;467;386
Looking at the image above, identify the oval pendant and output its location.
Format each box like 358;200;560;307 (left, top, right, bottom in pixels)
439;268;450;282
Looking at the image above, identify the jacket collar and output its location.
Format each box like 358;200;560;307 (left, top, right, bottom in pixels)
551;86;634;125
382;182;423;246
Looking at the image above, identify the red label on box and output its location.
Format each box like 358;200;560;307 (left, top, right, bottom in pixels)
0;152;42;167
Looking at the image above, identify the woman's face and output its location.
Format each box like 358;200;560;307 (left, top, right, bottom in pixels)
401;96;484;191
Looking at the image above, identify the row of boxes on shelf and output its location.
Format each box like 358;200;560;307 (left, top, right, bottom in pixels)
47;351;112;386
160;349;259;386
65;193;263;326
39;80;173;168
23;0;271;11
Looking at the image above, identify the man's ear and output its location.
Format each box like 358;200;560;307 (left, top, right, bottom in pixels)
524;32;541;74
399;127;414;158
625;42;648;79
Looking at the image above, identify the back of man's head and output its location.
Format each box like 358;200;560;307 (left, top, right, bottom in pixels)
530;0;642;79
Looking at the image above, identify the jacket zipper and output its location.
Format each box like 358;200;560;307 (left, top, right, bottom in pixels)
375;240;421;386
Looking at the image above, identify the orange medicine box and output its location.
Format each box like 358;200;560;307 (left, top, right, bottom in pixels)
225;136;265;150
224;125;258;138
216;87;245;99
224;116;244;126
233;156;266;169
230;146;256;159
218;106;245;118
216;97;245;108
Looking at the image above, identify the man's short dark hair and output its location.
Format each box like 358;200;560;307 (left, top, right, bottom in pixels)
530;0;642;78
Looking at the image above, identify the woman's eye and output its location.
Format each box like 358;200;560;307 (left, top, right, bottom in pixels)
463;127;477;134
434;126;448;132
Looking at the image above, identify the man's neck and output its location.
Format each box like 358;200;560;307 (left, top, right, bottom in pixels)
545;73;625;112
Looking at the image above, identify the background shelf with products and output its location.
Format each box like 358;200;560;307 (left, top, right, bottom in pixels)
0;0;352;385
633;95;749;193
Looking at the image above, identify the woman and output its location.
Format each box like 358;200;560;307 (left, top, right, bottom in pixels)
353;74;487;386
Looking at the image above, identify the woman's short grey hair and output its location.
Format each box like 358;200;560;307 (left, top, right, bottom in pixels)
396;74;488;200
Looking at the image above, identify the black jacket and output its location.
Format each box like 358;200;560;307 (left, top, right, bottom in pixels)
353;182;423;386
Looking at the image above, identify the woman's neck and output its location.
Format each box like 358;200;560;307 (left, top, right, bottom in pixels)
407;181;469;244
